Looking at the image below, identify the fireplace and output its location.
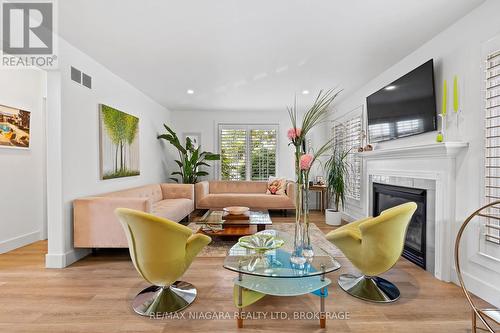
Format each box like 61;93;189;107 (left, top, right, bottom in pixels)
373;183;427;269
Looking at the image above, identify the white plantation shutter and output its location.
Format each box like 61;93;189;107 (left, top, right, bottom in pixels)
220;128;247;181
219;124;278;181
250;129;277;180
484;49;500;245
332;115;362;201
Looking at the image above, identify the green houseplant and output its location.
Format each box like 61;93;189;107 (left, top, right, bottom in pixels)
158;124;220;183
325;148;350;226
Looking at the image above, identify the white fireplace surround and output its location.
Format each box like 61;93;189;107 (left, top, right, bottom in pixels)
358;142;469;282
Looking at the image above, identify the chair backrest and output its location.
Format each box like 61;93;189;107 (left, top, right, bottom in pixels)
359;202;417;276
115;208;193;286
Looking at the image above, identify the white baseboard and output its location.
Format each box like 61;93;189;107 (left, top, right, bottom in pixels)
0;231;42;254
460;270;500;308
341;211;362;223
45;248;91;268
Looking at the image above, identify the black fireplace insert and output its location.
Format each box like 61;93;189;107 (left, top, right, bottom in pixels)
372;182;427;269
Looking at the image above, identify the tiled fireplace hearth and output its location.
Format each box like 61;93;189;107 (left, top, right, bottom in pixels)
358;142;468;281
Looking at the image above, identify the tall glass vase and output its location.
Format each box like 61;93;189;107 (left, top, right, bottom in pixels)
302;179;314;260
290;146;306;266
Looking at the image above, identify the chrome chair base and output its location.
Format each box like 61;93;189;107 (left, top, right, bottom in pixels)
132;281;197;316
338;274;400;303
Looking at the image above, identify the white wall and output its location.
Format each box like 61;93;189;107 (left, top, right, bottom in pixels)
170;109;328;182
0;68;46;253
331;0;500;307
171;109;294;180
45;39;173;268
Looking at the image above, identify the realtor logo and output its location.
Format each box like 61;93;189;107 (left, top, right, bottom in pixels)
2;2;53;54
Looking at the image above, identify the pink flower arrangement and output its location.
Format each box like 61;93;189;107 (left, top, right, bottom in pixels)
300;153;313;170
287;127;302;141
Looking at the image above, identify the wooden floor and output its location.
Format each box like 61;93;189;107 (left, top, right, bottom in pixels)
0;211;489;332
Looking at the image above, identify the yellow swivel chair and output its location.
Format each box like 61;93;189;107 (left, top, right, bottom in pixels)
325;202;417;303
115;208;212;316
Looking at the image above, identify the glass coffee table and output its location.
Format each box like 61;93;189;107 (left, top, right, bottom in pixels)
223;230;341;328
196;210;272;237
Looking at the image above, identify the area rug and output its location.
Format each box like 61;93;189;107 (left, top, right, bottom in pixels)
187;222;344;258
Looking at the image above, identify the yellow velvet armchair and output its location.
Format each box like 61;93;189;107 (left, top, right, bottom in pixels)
115;208;211;316
325;202;417;303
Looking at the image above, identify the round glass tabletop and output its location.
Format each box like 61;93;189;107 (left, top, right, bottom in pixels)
222;230;341;278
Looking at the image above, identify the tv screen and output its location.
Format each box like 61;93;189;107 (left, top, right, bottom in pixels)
367;59;437;143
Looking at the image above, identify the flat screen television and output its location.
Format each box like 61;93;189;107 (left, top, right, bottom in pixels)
366;59;437;143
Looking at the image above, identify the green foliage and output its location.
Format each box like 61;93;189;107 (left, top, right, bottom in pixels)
102;169;140;180
101;105;139;174
325;148;350;212
287;88;342;147
158;124;220;183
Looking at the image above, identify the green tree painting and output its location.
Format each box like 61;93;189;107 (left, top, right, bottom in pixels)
99;104;140;179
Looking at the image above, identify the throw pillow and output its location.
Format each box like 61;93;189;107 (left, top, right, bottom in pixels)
266;177;286;195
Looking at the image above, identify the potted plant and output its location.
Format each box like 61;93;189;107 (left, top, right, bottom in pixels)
158;124;220;183
325;148;350;226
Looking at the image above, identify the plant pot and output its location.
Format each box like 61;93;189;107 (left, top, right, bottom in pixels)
325;209;342;226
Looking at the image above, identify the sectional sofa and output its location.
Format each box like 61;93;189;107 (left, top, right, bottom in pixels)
195;180;295;210
73;183;194;248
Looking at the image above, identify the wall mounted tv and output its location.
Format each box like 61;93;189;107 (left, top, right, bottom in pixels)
366;59;437;143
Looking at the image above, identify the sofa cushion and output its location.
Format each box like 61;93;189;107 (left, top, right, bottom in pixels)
266;177;287;195
104;184;163;203
209;181;267;194
198;193;294;209
151;199;193;222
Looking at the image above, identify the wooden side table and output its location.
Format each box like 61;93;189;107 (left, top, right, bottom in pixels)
309;184;327;212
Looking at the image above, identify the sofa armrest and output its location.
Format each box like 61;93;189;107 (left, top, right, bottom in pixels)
286;182;295;201
195;181;209;209
160;183;194;200
73;197;151;248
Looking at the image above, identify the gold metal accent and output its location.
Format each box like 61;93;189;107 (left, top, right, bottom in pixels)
454;201;500;333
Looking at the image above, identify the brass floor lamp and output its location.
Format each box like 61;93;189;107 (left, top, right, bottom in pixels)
454;201;500;333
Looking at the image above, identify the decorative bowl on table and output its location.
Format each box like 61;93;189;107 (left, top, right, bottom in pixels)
237;233;285;272
238;233;285;252
223;206;250;215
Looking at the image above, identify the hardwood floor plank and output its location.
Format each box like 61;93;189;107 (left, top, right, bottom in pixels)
0;211;490;332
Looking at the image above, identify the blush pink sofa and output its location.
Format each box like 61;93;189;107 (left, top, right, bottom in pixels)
73;183;194;248
194;181;295;210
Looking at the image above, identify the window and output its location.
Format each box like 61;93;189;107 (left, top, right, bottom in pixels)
332;110;362;201
220;128;247;181
219;124;278;181
484;49;500;245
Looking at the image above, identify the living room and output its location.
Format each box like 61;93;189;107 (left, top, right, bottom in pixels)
0;0;499;332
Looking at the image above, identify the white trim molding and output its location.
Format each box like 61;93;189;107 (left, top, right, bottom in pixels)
0;231;42;254
45;248;91;269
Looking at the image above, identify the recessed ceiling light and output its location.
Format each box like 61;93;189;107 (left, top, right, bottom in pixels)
385;85;397;91
302;90;310;95
186;89;194;94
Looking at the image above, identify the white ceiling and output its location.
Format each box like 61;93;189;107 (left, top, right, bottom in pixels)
58;0;484;112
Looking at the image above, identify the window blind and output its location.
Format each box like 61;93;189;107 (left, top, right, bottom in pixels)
484;49;500;245
333;115;362;201
219;125;277;181
250;129;277;180
220;128;247;181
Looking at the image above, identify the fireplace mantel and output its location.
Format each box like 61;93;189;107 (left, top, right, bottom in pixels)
359;141;469;282
357;142;469;159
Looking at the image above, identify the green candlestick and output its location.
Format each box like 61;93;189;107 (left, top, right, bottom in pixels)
442;79;448;116
453;76;459;113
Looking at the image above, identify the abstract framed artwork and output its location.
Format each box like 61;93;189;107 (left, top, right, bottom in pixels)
0;104;31;149
99;104;140;180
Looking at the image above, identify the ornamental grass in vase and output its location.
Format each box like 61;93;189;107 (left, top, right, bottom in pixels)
286;89;340;265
